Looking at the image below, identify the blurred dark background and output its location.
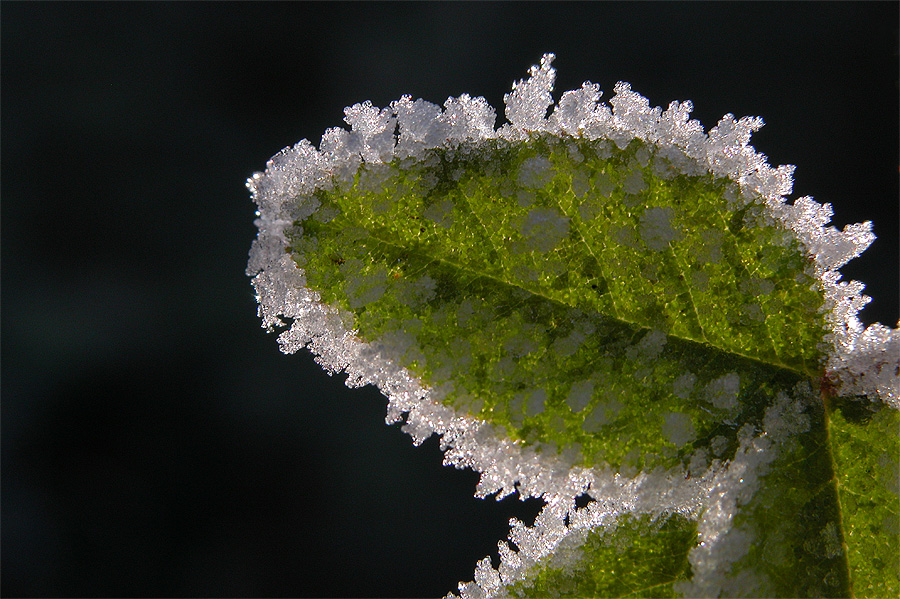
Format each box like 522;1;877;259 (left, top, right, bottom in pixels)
2;3;897;597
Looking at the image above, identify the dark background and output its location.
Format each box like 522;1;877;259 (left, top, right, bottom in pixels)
3;3;897;597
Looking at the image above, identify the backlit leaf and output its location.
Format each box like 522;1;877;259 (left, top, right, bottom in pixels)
247;55;899;598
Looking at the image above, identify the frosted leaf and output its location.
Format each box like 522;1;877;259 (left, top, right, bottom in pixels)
247;54;899;599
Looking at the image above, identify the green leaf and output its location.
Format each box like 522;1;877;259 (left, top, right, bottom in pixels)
507;514;698;598
829;399;900;597
248;55;899;598
293;136;828;472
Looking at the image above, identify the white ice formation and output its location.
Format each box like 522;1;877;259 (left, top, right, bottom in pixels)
247;54;899;597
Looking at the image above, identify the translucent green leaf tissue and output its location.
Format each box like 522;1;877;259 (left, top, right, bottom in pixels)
247;55;899;598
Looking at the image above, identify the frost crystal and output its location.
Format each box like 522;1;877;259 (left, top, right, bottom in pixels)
248;54;899;598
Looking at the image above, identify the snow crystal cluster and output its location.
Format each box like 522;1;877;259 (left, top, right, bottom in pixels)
247;54;899;598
